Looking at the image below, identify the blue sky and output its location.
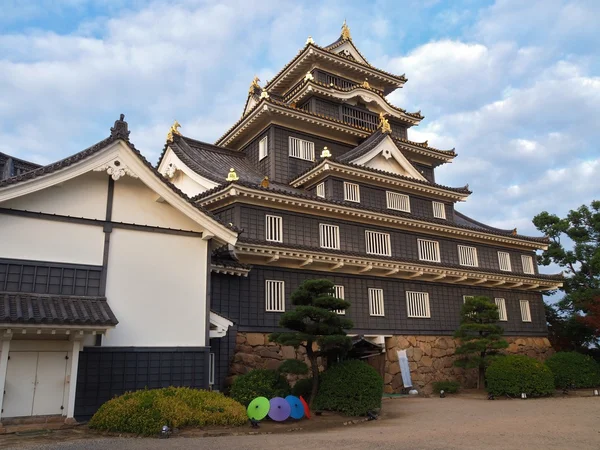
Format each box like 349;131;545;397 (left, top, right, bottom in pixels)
1;0;599;267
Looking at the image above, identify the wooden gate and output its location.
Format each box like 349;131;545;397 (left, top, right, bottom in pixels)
365;352;386;379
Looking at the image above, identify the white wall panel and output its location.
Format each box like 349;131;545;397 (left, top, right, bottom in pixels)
103;228;208;347
0;215;104;265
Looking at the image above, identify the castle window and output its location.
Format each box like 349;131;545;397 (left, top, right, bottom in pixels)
265;215;282;243
520;300;531;322
521;255;534;274
319;224;340;250
265;280;285;312
316;182;325;198
259;136;268;160
463;295;474;303
289;136;315;161
365;230;391;256
406;291;431;318
343;182;360;202
418;239;441;263
386;191;410;212
498;251;512;271
432;201;446;219
369;288;385;316
334;285;345;315
495;298;508;321
458;245;478;267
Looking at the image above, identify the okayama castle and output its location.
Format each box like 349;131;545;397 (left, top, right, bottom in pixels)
0;22;562;423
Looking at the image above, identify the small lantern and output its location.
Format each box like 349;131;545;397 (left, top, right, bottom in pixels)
160;425;171;438
594;389;599;396
439;389;445;398
521;393;527;399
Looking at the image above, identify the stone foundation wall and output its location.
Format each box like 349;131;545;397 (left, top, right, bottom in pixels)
385;335;554;394
229;332;554;394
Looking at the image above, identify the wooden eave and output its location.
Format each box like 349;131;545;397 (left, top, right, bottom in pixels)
264;44;406;96
290;160;470;201
284;80;423;126
234;242;562;292
196;184;550;251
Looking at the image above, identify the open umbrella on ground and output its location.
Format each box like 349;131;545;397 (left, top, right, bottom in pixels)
268;397;291;422
247;397;270;421
285;395;305;420
299;396;311;419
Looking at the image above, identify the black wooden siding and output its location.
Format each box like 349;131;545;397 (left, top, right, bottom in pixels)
329;177;454;221
209;324;237;392
211;266;547;336
237;205;538;275
243;128;272;179
0;258;102;296
74;347;210;421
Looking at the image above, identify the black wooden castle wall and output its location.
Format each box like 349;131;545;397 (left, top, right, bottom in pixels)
211;266;547;336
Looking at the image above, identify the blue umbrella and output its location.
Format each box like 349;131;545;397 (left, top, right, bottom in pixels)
285;395;305;420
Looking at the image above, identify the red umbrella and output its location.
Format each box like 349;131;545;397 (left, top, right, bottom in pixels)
299;396;311;419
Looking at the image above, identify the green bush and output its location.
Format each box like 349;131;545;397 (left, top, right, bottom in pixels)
291;378;313;399
432;380;460;394
229;369;290;406
546;352;600;389
88;387;246;435
314;360;383;416
486;355;555;397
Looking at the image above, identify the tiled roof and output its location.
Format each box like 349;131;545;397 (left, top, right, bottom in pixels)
0;152;41;180
0;116;240;234
323;36;372;67
454;211;515;234
0;292;118;326
193;180;549;244
236;238;563;281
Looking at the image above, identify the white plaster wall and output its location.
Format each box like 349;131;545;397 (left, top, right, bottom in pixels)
0;215;104;265
172;171;209;199
111;177;205;232
103;228;207;347
364;154;408;175
1;172;108;220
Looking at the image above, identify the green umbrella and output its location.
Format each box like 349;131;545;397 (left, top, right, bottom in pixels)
247;396;270;420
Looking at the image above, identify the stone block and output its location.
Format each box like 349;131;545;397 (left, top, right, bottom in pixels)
405;347;414;358
281;346;296;360
246;333;266;346
265;359;283;371
388;362;401;375
236;334;246;345
436;338;448;350
407;336;417;346
384;373;393;384
397;337;410;348
420;343;432;356
432;348;447;358
412;347;423;362
409;361;418;371
387;349;399;362
258;348;282;360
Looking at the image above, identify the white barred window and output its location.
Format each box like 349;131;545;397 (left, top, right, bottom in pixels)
498;251;512;271
316;182;325;198
418;239;441;262
432;201;446;219
521;255;535;274
463;295;475;303
406;291;431;318
289;137;315;161
265;215;282;243
369;288;385;316
458;245;479;267
259;136;268;160
495;298;508;321
265;280;285;312
209;353;215;385
334;285;345;315
319;224;340;250
365;230;391;256
386;191;411;212
343;182;360;202
520;300;531;322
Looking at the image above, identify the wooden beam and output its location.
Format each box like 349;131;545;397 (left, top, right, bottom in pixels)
299;258;313;267
266;255;280;264
430;274;446;281
472;278;488;285
359;265;373;273
407;271;423;278
384;268;400;276
509;282;523;288
489;280;506;287
448;276;468;283
524;284;540;290
331;262;344;270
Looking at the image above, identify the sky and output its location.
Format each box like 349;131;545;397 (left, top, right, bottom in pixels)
1;0;599;267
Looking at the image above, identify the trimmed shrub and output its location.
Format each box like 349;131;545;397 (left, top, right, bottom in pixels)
432;380;460;394
291;378;313;399
486;355;554;397
546;352;600;389
229;369;290;406
314;360;383;416
88;387;246;435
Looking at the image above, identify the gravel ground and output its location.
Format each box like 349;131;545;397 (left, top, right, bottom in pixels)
2;395;600;450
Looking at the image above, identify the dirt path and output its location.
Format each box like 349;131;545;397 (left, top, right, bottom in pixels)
2;395;599;450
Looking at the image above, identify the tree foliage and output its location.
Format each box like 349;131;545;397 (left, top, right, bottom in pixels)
533;200;600;347
269;279;353;407
453;296;508;389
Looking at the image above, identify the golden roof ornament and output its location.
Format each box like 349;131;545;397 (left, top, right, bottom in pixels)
306;36;315;45
320;146;332;158
261;176;270;188
361;78;370;89
304;71;314;82
259;89;270;99
249;76;261;94
512;228;518;236
341;19;352;41
226;168;239;182
166;120;181;143
378;112;391;134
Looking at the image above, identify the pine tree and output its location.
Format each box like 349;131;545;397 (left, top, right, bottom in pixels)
453;296;508;389
269;279;353;407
